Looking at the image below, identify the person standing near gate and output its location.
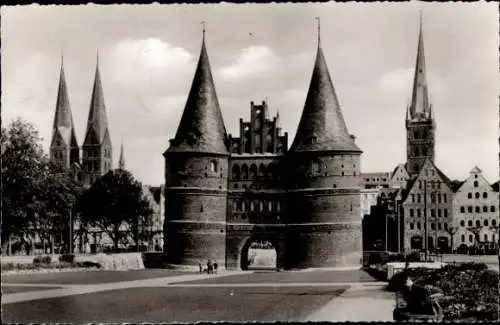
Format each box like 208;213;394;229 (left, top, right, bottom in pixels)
213;260;218;274
207;259;213;274
198;261;203;274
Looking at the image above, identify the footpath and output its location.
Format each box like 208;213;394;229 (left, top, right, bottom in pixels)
1;270;245;305
305;282;395;322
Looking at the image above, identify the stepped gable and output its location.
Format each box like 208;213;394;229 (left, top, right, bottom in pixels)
290;41;360;153
52;56;78;147
167;33;229;155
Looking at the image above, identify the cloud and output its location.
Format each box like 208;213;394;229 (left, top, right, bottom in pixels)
218;45;281;80
105;38;195;96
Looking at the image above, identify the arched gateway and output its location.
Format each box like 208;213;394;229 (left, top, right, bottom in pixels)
163;25;363;271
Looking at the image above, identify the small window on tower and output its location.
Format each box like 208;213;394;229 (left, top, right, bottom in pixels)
210;160;217;172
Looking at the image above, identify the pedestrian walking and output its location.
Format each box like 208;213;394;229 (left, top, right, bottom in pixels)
213;260;218;274
207;259;213;274
199;262;203;274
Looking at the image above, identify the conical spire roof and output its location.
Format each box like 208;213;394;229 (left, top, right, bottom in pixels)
118;141;125;169
84;54;110;145
290;32;360;153
409;14;431;120
167;30;229;155
51;55;78;147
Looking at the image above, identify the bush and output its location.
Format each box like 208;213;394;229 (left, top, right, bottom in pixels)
75;261;101;268
59;253;75;264
390;263;498;321
33;255;52;265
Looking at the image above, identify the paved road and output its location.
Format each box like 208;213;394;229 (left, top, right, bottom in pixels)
2;268;393;323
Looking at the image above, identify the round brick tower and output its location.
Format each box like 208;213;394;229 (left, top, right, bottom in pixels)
163;31;229;268
286;30;363;269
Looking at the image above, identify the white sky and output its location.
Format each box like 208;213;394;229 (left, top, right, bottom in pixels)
2;2;498;186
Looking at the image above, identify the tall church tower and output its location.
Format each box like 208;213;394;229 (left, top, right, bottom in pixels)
406;14;435;177
286;20;363;269
81;54;113;186
163;27;230;267
50;56;80;169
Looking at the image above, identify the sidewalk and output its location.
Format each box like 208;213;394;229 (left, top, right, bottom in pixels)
2;270;246;305
305;283;395;322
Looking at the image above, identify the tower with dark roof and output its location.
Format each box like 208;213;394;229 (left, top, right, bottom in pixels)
286;19;363;268
81;54;113;186
163;28;230;266
50;56;80;169
118;141;125;170
406;14;435;177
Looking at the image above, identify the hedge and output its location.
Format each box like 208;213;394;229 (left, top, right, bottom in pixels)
388;262;498;321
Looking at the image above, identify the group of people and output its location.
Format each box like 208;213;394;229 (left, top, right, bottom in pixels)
199;260;218;274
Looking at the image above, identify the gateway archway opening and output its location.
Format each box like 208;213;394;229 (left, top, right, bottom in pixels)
241;239;277;271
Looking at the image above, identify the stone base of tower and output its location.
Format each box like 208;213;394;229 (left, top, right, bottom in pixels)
164;222;226;269
287;223;363;269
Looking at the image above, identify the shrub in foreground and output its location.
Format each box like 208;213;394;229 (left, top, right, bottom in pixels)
59;253;75;264
33;255;52;265
389;263;498;321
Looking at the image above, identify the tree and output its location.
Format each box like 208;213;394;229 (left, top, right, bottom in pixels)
1;118;46;254
34;161;80;253
76;169;153;251
445;226;458;253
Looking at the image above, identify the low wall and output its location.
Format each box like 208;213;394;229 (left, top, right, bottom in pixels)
1;253;145;271
386;262;445;280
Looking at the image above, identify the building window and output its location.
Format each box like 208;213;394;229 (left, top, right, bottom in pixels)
444;223;448;231
438;209;442;218
437;181;441;189
250;201;254;212
210;160;217;172
438;223;442;230
461;235;465;243
492;219;497;227
444;209;448;218
443;194;447;203
417;209;421;218
484;219;489;226
437;193;442;203
313;161;321;173
475;192;480;199
460;220;465;227
473;181;478;187
483;206;488;212
410;209;414;217
431;223;435;230
469;235;473;243
460;206;465;213
232;165;241;180
431;194;436;203
418;181;422;189
412;194;415;203
417;194;421;203
468;220;473;227
430;209;435;218
491;206;496;212
468;206;473;213
476;220;480;227
493;234;496;242
410;223;414;230
483;192;487;198
241;165;249;180
484;234;488;242
468;192;472;199
417;222;421;230
475;206;480;213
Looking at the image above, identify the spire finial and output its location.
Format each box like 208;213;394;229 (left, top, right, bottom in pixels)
315;16;321;47
201;21;206;42
61;51;64;68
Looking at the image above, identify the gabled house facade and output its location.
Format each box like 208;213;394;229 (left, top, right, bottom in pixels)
452;166;499;252
402;159;454;252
